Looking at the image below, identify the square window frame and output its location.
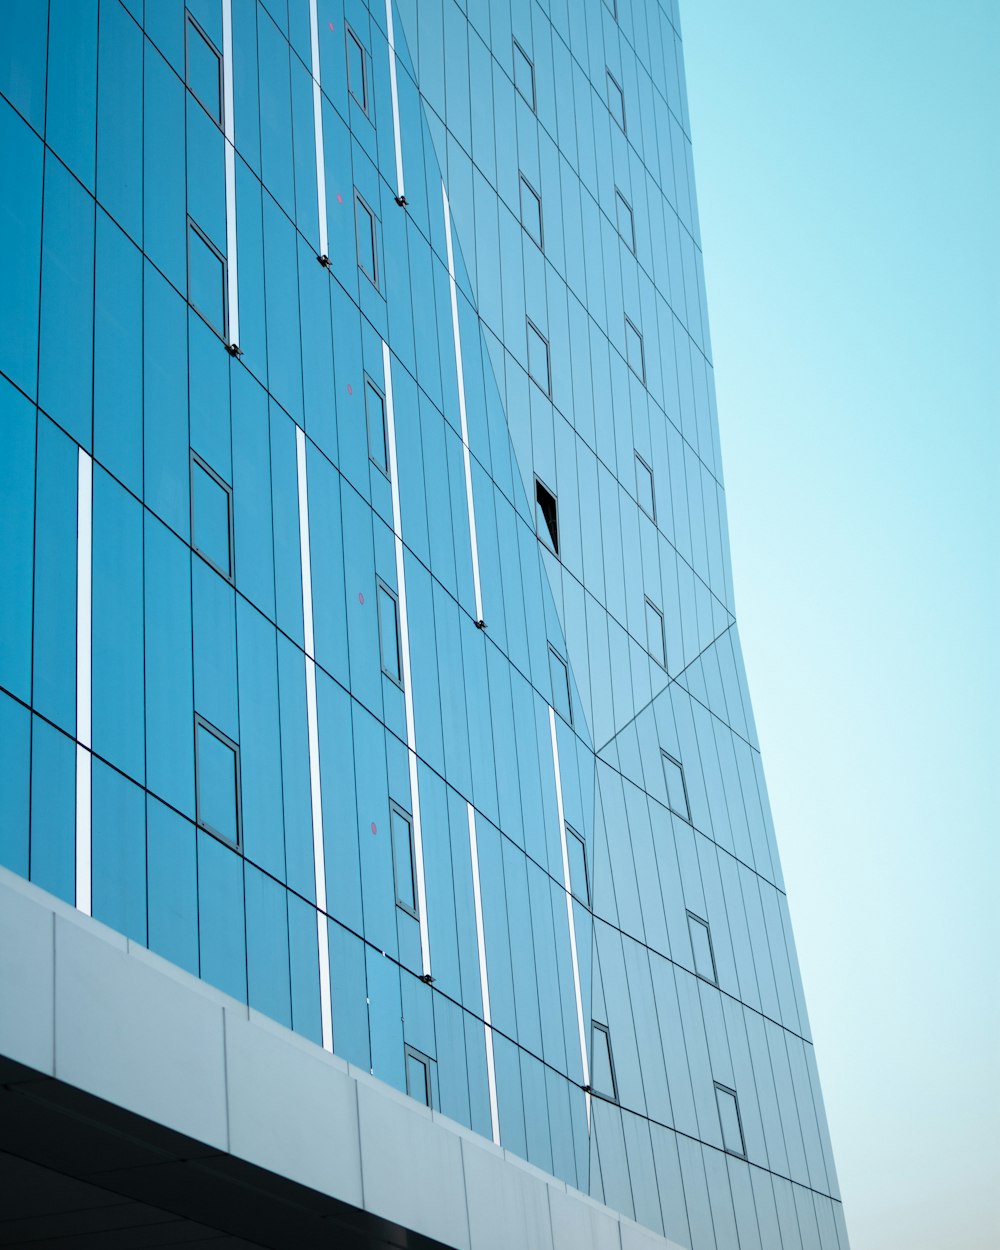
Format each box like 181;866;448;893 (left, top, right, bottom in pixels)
376;578;403;687
365;375;389;477
526;317;551;396
714;1082;747;1158
635;451;656;522
186;216;228;341
185;11;223;127
345;23;370;116
548;644;573;726
189;451;235;583
519;173;543;250
404;1044;434;1108
390;800;418;919
661;749;691;821
534;475;559;554
194;714;243;851
606;69;626;132
645;596;666;668
566;823;590;906
354;190;380;290
625;315;646;382
590;1021;619;1103
512;38;536;111
615;187;636;253
687;910;718;985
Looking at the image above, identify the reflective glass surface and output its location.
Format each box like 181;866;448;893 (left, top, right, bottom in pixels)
187;221;226;336
662;751;691;821
186;16;222;124
192;456;232;578
196;719;239;847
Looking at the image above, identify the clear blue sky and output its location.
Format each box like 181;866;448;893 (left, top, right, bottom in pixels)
680;3;999;1248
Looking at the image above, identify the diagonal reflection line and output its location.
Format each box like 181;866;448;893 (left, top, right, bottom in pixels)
594;622;736;756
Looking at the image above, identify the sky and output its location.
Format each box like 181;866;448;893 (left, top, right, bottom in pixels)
679;3;1000;1248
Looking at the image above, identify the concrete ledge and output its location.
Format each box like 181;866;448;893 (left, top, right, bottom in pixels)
0;866;684;1250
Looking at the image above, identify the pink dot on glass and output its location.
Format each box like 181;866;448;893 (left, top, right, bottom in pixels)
346;383;353;395
337;193;343;204
328;21;334;31
358;592;365;605
370;822;377;835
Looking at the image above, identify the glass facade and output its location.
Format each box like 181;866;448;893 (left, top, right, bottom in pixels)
0;1;847;1247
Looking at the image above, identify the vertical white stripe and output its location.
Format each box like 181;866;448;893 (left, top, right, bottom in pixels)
382;340;432;980
384;0;406;205
441;183;485;627
308;0;330;261
296;426;334;1053
467;803;501;1145
75;449;93;916
221;0;240;350
549;705;591;1127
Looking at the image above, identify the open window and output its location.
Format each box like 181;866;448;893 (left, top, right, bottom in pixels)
535;477;559;554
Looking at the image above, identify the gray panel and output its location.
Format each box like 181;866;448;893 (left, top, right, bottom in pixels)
0;879;55;1073
462;1137;554;1250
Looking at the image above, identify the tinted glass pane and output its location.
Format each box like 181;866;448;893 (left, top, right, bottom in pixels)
626;318;644;380
567;827;589;904
591;1024;616;1100
688;913;717;982
378;584;401;682
607;71;625;129
192;459;232;576
346;29;367;111
513;41;534;109
186;18;221;123
520;176;542;248
527;321;549;393
616;190;635;251
645;599;665;667
662;752;690;819
366;380;387;471
391;806;415;913
356;195;377;285
406;1050;430;1106
635;453;654;519
716;1085;745;1155
188;223;225;335
548;648;571;723
196;721;239;845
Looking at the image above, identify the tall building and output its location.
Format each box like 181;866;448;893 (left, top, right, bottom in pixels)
0;1;846;1247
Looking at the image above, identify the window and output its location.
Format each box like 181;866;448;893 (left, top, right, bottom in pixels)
635;452;655;521
567;825;589;905
548;645;572;724
390;802;417;917
365;377;388;474
405;1045;433;1108
645;598;665;668
190;453;233;580
187;219;227;338
615;188;635;253
526;319;551;395
185;14;222;125
195;716;241;849
661;751;691;821
519;174;543;249
714;1084;746;1157
377;581;402;684
687;912;718;984
625;316;645;382
606;70;625;131
590;1023;618;1102
535;477;559;554
513;39;535;110
355;192;378;288
345;25;369;114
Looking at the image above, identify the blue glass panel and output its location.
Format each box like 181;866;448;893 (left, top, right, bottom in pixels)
195;719;240;847
93;212;142;496
144;262;190;539
187;221;227;338
29;716;75;905
46;0;98;188
276;635;313;900
192;556;238;738
246;864;291;1027
144;43;187;293
262;197;304;423
97;0;142;242
288;894;321;1045
147;795;199;976
366;946;404;1095
0;692;31;876
197;829;246;1002
0;100;42;397
236;599;284;880
91;758;146;943
329;921;370;1070
92;468;145;783
0;380;35;703
186;14;222;123
269;406;304;642
0;0;48;130
192;458;232;578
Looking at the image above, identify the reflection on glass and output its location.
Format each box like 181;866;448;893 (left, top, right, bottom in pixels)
661;751;690;820
527;319;550;394
591;1022;617;1101
186;15;222;124
645;597;665;668
377;582;401;683
625;316;645;382
715;1084;746;1156
346;26;368;113
687;912;718;983
519;174;543;249
187;220;226;337
191;455;232;578
548;645;572;724
391;802;416;915
196;718;240;847
366;378;388;473
355;192;378;287
405;1046;431;1107
635;452;655;520
616;188;635;253
513;39;535;110
606;70;625;130
567;825;589;904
